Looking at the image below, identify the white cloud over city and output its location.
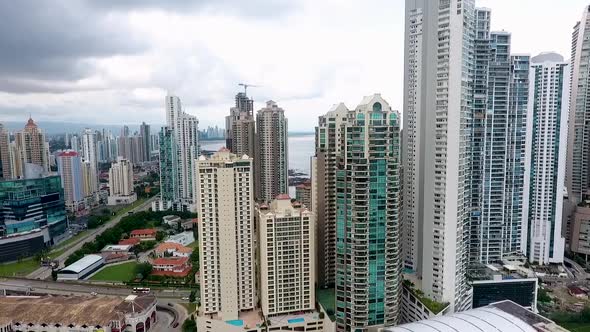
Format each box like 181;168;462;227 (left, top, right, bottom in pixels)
0;0;586;131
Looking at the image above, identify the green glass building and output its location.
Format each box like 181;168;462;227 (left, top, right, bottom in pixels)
0;175;67;262
159;127;177;202
335;94;402;331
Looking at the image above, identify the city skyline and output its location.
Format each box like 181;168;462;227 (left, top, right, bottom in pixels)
0;0;587;132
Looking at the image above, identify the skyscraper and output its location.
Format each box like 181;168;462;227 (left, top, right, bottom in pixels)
195;149;255;319
57;150;85;213
402;0;474;313
140;122;151;162
256;100;289;202
225;92;256;157
334;94;402;330
81;128;98;193
0;123;12;180
469;11;530;264
108;158;136;205
159;94;199;211
158;127;176;203
312;103;349;288
567;6;590;204
522;52;569;265
14;117;50;178
257;195;315;317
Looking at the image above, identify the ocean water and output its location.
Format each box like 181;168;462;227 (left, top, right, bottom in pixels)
200;133;315;197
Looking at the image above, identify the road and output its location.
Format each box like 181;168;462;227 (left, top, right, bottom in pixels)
27;197;157;280
0;277;191;299
564;257;590;280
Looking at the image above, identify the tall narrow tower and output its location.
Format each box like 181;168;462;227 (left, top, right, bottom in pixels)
335;94;402;331
256;100;288;202
225;92;256;157
312;103;349;288
160;94;199;210
81;128;98;193
523;53;569;265
195;149;255;320
402;0;475;313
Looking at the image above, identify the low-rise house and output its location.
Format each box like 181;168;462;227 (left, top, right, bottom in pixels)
130;229;157;242
154;242;193;258
151;257;192;277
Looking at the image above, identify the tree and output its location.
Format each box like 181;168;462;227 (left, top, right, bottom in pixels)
189;290;196;303
51;269;58;281
182;316;197;332
135;262;153;280
156;231;166;242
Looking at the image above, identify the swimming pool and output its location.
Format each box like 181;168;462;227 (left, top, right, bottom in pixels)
288;317;305;324
226;319;244;327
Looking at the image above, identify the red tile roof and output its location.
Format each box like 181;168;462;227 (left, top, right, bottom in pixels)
130;229;157;236
155;242;193;254
119;238;141;246
152;257;189;266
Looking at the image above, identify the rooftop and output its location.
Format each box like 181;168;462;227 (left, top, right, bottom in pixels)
0;294;156;326
130;228;157;236
155;242;192;254
101;245;132;252
152;256;189;266
61;254;103;274
119;238;141;246
383;300;567;332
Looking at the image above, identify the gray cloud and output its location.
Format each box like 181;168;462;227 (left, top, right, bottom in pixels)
87;0;298;18
0;1;146;93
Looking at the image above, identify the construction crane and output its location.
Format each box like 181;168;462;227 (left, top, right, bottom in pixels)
238;83;261;96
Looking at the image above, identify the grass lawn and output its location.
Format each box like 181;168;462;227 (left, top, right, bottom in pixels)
48;247;67;260
0;258;39;277
560;323;590;332
90;261;138;282
316;288;336;320
186;241;199;249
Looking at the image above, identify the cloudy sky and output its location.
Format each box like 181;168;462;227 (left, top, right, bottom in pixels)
0;0;587;131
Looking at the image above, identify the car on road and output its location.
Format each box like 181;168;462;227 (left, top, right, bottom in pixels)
91;292;97;296
181;297;189;300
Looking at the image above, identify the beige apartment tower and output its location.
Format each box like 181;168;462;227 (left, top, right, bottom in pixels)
195;149;256;320
257;195;315;317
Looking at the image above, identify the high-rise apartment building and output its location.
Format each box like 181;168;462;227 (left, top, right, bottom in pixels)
81;128;98;193
567;6;590;203
0;123;12;180
57;150;85;213
159;127;176;203
295;180;312;209
312;103;349;288
402;0;474;313
333;94;401;330
469;10;530;264
225;92;255;157
195;149;255;319
522;52;569;265
257;195;315;316
140;122;151;162
108;158;136;205
158;94;199;211
14;117;50;178
256;100;288;202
